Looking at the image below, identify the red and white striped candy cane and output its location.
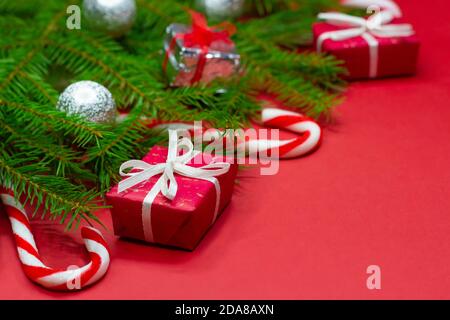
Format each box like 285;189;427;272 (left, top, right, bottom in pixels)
152;108;322;159
0;189;110;291
249;108;322;159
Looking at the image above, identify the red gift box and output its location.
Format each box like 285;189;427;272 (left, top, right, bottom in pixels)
313;12;420;79
106;143;238;251
163;10;240;87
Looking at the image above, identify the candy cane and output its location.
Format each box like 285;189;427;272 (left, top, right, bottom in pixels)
152;108;322;159
0;189;110;291
251;108;322;158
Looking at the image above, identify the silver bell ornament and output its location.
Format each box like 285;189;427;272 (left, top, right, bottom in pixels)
57;81;117;124
82;0;137;37
196;0;245;20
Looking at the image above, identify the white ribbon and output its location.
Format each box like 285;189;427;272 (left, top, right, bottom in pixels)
118;130;231;243
317;11;414;78
341;0;402;18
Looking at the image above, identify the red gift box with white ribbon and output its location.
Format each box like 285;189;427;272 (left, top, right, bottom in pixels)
312;11;420;79
106;130;238;250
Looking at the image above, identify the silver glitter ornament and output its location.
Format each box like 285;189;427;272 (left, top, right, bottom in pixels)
83;0;137;37
57;81;117;123
196;0;245;20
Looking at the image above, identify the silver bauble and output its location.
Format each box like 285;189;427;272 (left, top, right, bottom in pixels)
83;0;137;37
196;0;245;20
57;81;117;123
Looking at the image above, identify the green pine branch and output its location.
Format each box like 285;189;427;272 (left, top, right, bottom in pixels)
0;148;104;229
0;0;346;229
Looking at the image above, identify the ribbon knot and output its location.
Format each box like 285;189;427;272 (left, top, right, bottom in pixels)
118;130;231;201
183;9;235;48
316;10;415;78
366;15;382;31
341;0;402;18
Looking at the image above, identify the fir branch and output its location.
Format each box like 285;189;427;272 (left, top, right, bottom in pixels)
0;7;66;91
44;38;182;119
0;149;103;229
85;103;153;190
17;70;58;104
0;99;105;147
0;0;345;228
0;118;78;175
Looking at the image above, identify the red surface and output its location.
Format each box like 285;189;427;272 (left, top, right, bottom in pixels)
1;0;450;299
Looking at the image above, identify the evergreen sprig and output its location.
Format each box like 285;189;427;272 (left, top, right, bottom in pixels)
0;0;345;228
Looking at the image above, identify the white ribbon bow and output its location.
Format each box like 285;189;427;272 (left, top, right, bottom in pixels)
341;0;402;18
317;11;415;78
118;130;231;243
118;129;230;200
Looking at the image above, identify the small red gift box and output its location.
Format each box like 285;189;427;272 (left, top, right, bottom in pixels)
313;11;420;79
106;137;238;251
163;10;240;87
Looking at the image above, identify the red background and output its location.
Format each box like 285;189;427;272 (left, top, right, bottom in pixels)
1;0;449;299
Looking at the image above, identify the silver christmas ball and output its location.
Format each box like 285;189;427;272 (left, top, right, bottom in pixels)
57;81;117;123
196;0;245;20
83;0;137;37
